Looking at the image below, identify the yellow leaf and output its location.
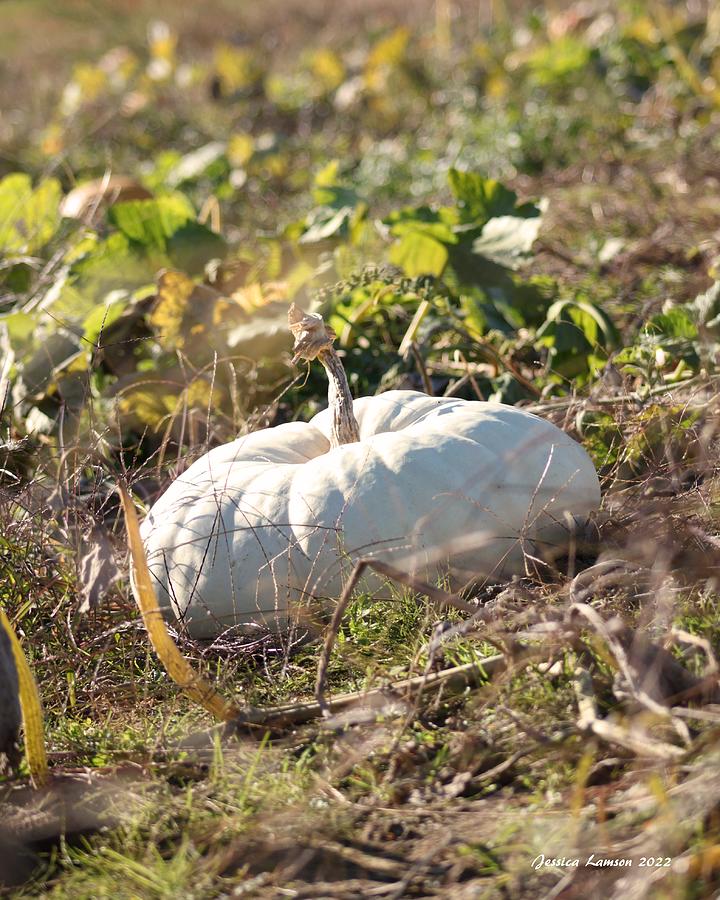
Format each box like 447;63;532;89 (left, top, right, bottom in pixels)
286;263;315;298
232;281;263;315
314;159;340;188
185;378;213;408
263;152;289;179
149;270;195;348
230;281;288;315
365;27;409;93
72;63;108;101
214;43;259;93
117;386;177;430
228;133;255;167
485;72;509;99
310;48;345;92
680;845;720;879
211;297;234;326
99;46;139;83
624;15;660;45
40;124;64;157
367;27;409;70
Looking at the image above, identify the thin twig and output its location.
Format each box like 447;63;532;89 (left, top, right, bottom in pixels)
408;341;434;396
232;655;509;730
315;560;369;715
315;557;483;713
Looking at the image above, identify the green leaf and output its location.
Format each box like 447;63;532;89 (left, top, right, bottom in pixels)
389;231;448;277
143;150;184;192
82;293;130;350
443;243;513;294
459;294;488;336
645;307;698;340
384;205;457;272
387;214;458;244
16;331;82;398
536;297;619;380
527;36;591;85
310;161;360;209
69;232;156;314
167;222;227;274
540;298;619;348
1;310;35;345
447;170;518;224
0;173;61;254
1;262;32;293
366;26;409;70
108;194;196;249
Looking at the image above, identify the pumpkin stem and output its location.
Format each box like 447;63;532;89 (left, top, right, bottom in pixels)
288;304;360;447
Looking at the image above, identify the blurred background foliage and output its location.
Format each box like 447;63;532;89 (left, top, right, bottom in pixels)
2;0;720;478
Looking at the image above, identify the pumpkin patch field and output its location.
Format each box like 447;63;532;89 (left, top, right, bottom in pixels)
4;1;720;896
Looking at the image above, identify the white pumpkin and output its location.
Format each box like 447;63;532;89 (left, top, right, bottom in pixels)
140;307;600;638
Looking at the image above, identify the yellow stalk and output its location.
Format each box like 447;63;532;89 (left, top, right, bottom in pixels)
0;607;49;787
398;299;430;357
198;195;221;233
118;483;239;721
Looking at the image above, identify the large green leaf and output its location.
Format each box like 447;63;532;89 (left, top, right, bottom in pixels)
312;182;360;210
167;222;227;273
385;205;458;243
447;169;519;224
16;331;82;399
0;174;61;254
108;194;196;249
389;231;448;277
1;310;35;345
68;232;156;315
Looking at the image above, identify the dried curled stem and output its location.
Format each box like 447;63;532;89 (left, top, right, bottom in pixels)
288;304;360;447
120;483;240;722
